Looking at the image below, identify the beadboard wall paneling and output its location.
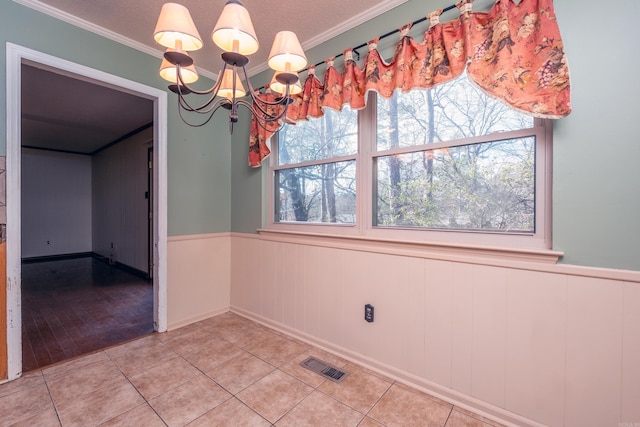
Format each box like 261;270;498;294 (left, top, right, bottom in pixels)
230;233;640;427
167;233;231;330
622;282;640;421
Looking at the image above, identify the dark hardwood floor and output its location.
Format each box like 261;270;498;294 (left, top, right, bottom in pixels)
21;256;154;372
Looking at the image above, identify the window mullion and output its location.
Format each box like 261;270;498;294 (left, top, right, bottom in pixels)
358;92;377;235
268;133;278;225
373;127;541;158
272;153;357;171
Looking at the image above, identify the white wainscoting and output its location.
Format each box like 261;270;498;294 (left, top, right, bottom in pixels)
230;232;640;427
167;233;231;330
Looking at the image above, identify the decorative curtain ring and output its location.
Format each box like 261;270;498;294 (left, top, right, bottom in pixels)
344;50;354;62
427;10;442;28
457;0;473;14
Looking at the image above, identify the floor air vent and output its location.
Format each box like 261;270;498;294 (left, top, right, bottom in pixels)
300;356;348;383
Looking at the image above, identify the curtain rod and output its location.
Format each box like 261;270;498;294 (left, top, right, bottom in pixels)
258;2;458;92
307;3;457;70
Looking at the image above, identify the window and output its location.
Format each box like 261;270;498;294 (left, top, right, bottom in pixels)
274;106;358;224
270;73;552;249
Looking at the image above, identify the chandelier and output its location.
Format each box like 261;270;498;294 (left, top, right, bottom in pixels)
153;1;307;133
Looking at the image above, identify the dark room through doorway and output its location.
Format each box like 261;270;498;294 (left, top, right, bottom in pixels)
20;62;155;371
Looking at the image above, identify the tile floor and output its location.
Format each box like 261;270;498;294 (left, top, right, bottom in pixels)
1;312;505;427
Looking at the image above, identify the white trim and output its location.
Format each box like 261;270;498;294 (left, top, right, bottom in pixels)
246;0;410;76
154;85;169;335
244;230;640;283
167;306;230;331
5;43;168;380
302;0;410;50
5;43;22;383
12;0;157;57
258;228;563;264
168;232;232;243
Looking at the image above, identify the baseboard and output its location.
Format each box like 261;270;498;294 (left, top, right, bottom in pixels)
230;306;545;427
91;253;150;279
21;252;151;280
21;252;92;263
167;306;230;331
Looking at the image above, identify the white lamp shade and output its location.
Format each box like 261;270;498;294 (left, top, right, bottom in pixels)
268;31;307;72
211;0;259;55
217;69;246;99
154;3;203;51
269;71;302;96
159;57;199;84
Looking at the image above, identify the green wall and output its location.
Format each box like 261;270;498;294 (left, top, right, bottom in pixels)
231;0;640;271
230;107;263;234
552;0;640;270
0;1;231;236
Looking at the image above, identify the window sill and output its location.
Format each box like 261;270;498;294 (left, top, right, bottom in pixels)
257;228;563;266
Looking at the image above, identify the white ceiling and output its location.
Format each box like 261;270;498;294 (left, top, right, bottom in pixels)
16;0;409;153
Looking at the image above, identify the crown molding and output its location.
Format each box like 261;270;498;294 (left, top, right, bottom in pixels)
12;0;160;57
246;0;409;76
11;0;218;80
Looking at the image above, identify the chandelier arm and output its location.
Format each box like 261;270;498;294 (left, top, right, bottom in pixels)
175;63;226;97
177;77;224;114
252;116;285;133
246;87;292;121
238;64;258;94
247;82;292;118
250;92;295;107
177;89;222;114
247;96;277;118
176;96;230;127
237;65;294;108
172;65;225;114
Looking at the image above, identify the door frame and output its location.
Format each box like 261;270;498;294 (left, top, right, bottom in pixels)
4;43;168;381
148;146;154;279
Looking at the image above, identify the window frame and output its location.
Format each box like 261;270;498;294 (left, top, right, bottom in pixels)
267;91;553;251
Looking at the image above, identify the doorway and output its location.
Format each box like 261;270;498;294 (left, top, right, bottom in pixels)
4;43;168;381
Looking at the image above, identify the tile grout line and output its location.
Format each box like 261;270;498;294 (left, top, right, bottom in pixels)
162;334;277;425
268;370;316;425
442;405;454;427
103;348;170;426
41;368;64;426
361;379;395;425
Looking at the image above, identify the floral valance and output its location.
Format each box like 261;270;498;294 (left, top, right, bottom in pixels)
249;0;570;167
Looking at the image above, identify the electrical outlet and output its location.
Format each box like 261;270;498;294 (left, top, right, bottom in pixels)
364;304;374;323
